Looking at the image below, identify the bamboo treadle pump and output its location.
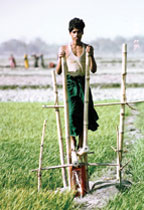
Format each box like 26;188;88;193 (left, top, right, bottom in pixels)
61;51;90;196
31;43;143;197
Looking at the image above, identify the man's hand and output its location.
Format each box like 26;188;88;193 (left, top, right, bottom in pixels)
58;47;65;58
86;45;93;56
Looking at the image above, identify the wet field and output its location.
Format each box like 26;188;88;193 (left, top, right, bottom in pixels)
0;57;144;102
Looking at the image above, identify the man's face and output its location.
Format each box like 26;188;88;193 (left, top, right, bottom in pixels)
70;28;83;42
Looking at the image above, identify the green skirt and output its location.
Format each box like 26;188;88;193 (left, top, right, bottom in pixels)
67;75;99;136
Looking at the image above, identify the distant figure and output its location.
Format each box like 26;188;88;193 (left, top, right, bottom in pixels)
32;54;39;68
9;54;16;69
133;40;140;51
24;54;29;69
48;62;56;68
39;54;45;68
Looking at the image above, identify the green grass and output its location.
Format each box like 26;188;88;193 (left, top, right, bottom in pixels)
0;189;75;210
1;102;144;209
104;103;144;210
2;101;142;209
0;102;77;209
0;101;120;209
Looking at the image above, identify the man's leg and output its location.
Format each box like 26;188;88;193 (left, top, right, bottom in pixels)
78;132;83;149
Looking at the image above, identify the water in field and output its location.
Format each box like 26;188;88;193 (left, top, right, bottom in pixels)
0;57;144;102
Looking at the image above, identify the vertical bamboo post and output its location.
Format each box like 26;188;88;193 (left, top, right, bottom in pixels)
83;52;90;151
83;52;91;192
38;119;47;191
61;57;71;189
116;126;120;181
117;43;127;182
51;70;67;188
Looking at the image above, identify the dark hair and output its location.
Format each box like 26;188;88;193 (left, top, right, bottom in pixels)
68;18;85;33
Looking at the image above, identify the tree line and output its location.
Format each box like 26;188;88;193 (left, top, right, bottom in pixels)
0;36;143;57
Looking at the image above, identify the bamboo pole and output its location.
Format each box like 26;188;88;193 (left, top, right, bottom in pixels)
117;43;127;182
82;52;91;192
61;57;71;189
116;126;121;181
42;100;144;109
32;162;118;171
83;52;90;151
38;120;47;191
120;160;130;170
51;70;67;188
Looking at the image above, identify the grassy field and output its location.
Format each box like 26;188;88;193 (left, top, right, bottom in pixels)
104;103;144;210
0;102;143;209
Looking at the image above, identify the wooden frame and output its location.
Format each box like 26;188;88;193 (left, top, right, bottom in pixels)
32;43;144;194
117;44;127;183
61;57;71;189
51;70;67;188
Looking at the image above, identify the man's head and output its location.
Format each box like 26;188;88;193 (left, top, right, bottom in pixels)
68;18;85;33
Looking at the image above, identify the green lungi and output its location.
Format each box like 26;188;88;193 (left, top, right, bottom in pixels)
67;75;99;136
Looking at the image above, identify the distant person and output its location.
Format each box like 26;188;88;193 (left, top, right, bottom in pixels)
133;40;140;51
9;54;16;69
24;54;29;69
39;54;45;68
32;54;39;68
48;62;56;68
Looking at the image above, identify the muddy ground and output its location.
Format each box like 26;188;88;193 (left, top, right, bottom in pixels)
0;67;144;102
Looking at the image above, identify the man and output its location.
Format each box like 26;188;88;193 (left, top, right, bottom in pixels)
56;17;99;152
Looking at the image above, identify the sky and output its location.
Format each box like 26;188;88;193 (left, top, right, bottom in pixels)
0;0;144;44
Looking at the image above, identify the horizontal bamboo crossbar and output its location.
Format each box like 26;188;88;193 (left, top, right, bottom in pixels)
42;100;144;109
31;162;118;172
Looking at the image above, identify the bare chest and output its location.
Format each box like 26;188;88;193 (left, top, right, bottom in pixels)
71;46;84;57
